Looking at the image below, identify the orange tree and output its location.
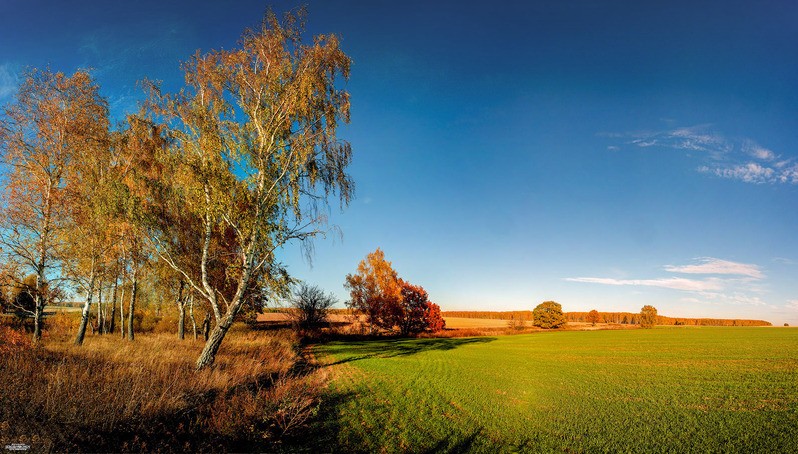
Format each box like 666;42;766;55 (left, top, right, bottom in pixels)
587;309;600;326
532;301;566;329
397;281;445;336
640;305;657;328
345;248;445;335
344;248;402;333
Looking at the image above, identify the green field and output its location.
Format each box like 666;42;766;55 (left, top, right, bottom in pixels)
306;328;798;453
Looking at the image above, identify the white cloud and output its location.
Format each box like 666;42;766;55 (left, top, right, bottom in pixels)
701;162;798;185
564;276;723;292
786;300;798;311
711;162;774;183
608;124;797;185
744;141;777;161
565;257;768;309
664;257;764;279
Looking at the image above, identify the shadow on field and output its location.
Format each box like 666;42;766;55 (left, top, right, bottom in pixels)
422;428;484;453
276;389;363;453
280;390;487;453
324;337;497;366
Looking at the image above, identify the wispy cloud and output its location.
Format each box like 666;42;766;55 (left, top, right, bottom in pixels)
565;276;723;291
787;300;798;311
698;162;798;185
566;257;767;307
664;257;764;279
690;292;767;306
744;140;776;161
605;124;797;185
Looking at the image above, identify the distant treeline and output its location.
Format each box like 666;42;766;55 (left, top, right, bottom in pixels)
442;311;771;327
442;311;534;320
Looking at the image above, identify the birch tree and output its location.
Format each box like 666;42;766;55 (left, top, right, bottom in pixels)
0;68;107;341
147;9;353;369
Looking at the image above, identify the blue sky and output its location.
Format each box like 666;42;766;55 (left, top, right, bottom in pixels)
2;1;797;324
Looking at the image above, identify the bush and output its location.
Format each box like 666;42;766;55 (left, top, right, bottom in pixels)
425;301;445;332
507;316;526;330
288;284;336;335
265;370;327;436
532;301;566;329
0;326;30;354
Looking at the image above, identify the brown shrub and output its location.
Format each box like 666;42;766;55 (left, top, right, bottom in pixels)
0;326;30;354
45;311;80;339
265;369;328;436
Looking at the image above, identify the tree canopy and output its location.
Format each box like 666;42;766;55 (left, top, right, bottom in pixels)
345;248;445;335
532;301;566;329
640;305;658;329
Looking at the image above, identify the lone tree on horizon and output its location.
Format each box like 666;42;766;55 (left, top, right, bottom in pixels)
640;305;657;328
532;301;566;329
587;309;600;326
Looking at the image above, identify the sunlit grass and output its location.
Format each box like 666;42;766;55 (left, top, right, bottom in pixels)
0;322;323;452
312;327;798;452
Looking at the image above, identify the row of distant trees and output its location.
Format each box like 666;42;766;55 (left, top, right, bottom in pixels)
0;9;354;369
531;303;658;329
566;311;771;327
444;308;771;327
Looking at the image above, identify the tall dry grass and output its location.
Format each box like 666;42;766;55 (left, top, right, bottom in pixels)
0;318;326;452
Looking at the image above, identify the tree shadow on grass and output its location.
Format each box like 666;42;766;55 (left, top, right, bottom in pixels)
421;428;485;454
321;336;497;366
274;389;362;453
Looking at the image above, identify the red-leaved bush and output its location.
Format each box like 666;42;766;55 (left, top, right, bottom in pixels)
0;326;31;354
345;248;446;335
425;301;445;332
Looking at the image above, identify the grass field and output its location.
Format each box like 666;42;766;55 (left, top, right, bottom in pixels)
307;327;798;453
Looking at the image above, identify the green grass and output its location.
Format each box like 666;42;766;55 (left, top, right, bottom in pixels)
307;328;798;453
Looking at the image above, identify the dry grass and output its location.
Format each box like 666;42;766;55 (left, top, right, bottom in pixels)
0;319;326;452
443;317;517;329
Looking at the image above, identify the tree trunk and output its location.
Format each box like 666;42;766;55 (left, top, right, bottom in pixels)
176;280;185;340
127;270;137;341
196;233;259;370
32;274;46;342
178;303;185;340
196;312;235;370
108;279;117;334
189;295;197;340
32;181;53;344
196;267;253;369
75;269;97;345
97;283;104;334
119;286;126;339
32;302;44;342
